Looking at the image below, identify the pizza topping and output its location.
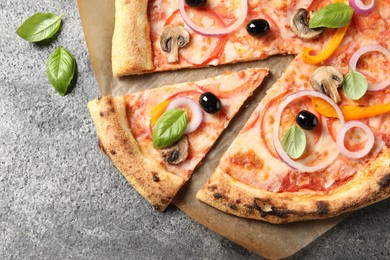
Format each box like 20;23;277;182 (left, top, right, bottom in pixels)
152;109;188;149
281;125;307;159
150;100;171;127
179;0;248;36
310;66;344;103
296;110;319;130
160;136;189;165
184;0;206;8
273;90;345;173
336;120;375;159
290;8;324;40
309;3;354;29
160;25;190;63
349;45;390;91
343;68;368;100
166;97;203;134
302;22;350;64
313;97;390;121
246;19;270;37
349;0;375;16
199;92;221;114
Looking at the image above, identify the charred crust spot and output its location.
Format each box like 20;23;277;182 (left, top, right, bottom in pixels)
160;197;172;205
151;172;160;182
245;203;255;209
379;174;390;189
110;150;116;155
208;184;218;191
110;108;115;113
106;98;112;106
228;203;237;210
316;201;329;216
236;199;241;204
99;110;112;117
253;198;288;218
98;138;107;154
213;193;223;199
269;208;288;218
153;175;160;182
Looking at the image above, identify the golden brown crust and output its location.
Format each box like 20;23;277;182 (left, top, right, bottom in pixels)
197;149;390;224
112;0;154;76
88;96;184;211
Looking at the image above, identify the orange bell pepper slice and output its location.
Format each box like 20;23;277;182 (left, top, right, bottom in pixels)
312;97;390;121
301;22;350;64
150;100;171;126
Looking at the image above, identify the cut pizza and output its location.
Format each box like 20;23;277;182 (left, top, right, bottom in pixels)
88;68;269;210
103;0;390;223
197;0;390;223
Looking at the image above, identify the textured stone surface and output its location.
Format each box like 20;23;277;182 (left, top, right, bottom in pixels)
1;0;389;259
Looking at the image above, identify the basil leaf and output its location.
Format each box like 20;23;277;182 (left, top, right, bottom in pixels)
309;3;354;28
281;125;306;159
47;47;76;96
152;109;188;149
343;68;368;100
16;13;63;42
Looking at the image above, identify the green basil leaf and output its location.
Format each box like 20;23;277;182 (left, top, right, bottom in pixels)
152;109;188;149
343;68;368;100
309;3;354;28
16;13;63;42
47;47;76;96
281;125;306;159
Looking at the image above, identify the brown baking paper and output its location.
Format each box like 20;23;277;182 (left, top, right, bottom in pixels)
77;1;345;258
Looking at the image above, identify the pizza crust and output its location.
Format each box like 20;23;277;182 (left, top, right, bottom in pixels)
197;150;390;224
88;96;184;211
112;0;154;76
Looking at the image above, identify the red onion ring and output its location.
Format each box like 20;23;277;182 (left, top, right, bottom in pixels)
336;120;375;159
349;0;375;16
166;97;203;134
272;90;345;173
179;0;248;36
349;45;390;91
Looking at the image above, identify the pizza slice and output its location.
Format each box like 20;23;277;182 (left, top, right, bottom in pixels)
88;68;269;210
112;0;330;76
197;10;390;223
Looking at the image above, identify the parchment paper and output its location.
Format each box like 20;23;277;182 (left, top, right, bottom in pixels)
77;0;345;258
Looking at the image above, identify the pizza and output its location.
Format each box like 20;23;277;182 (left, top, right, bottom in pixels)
88;68;268;210
97;0;390;223
112;0;331;76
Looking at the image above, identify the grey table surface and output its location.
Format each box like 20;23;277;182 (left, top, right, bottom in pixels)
1;0;389;259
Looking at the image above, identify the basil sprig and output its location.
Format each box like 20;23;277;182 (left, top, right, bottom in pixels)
281;125;307;159
152;109;188;149
16;13;63;42
47;47;76;96
309;3;354;29
343;68;368;100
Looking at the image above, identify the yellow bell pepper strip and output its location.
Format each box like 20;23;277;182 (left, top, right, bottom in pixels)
302;22;350;64
312;97;390;121
150;100;171;127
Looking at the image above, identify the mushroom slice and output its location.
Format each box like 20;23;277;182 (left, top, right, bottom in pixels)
160;25;190;63
310;66;344;103
160;137;189;165
290;8;324;40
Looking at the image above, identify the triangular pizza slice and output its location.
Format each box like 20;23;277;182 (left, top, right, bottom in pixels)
88;68;268;210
